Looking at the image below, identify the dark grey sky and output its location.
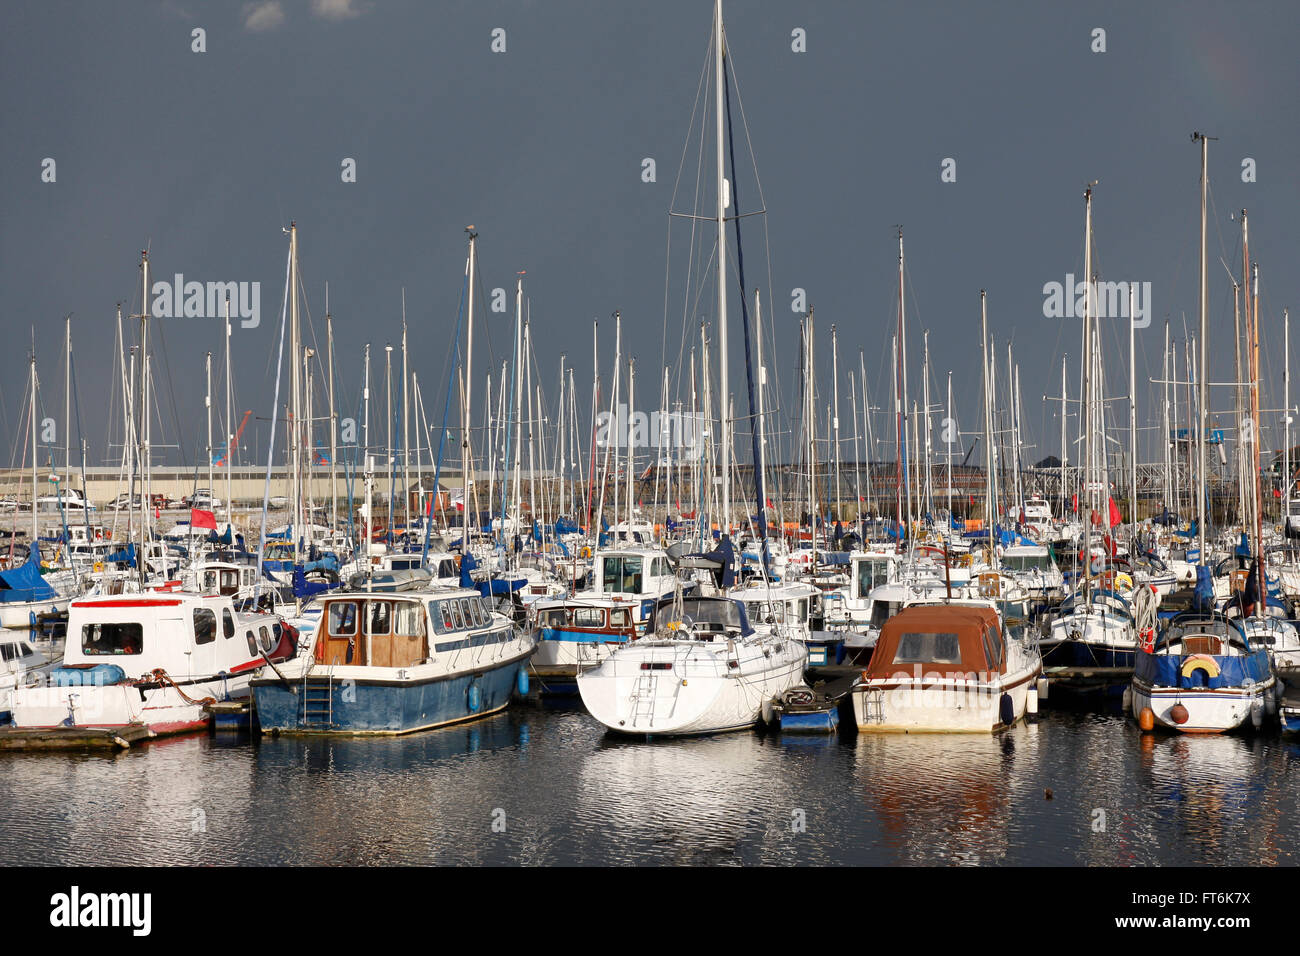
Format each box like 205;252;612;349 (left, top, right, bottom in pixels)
3;0;1299;474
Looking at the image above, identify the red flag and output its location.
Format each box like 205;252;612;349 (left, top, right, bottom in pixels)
1108;496;1122;528
190;508;217;530
154;506;161;520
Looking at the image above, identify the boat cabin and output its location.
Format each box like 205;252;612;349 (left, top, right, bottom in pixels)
313;588;507;670
533;600;638;641
865;603;1009;681
591;548;675;599
63;592;292;680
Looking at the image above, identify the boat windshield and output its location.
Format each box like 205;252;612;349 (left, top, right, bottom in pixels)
891;632;962;665
656;598;744;632
1003;553;1054;572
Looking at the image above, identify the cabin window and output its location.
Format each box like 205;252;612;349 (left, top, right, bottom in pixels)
573;607;605;628
83;622;143;656
393;602;425;636
220;570;239;594
472;599;487;626
539;608;567;628
869;601;900;631
258;626;273;653
602;556;643;594
328;602;359;637
246;630;258;656
202;570;218;592
892;632;962;665
610;608;632;629
458;598;477;628
223;609;235;639
857;561;889;599
368;601;392;636
194;608;217;645
437;559;457;578
439;601;454;631
449;601;465;630
0;644;15;662
982;626;1005;669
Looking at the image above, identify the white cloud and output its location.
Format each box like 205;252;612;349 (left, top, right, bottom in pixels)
243;1;286;32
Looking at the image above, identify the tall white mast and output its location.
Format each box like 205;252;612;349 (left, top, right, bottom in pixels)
205;351;213;527
1081;186;1096;595
465;229;478;527
980;291;994;567
1286;310;1291;526
832;323;841;528
1193;133;1212;563
755;289;767;533
327;302;337;533
714;0;731;539
29;353;38;548
1128;283;1138;539
224;298;234;530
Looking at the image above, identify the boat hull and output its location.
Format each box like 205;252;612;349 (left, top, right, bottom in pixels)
0;597;70;630
252;651;533;735
578;639;807;736
1131;681;1272;733
9;678;218;737
852;671;1037;732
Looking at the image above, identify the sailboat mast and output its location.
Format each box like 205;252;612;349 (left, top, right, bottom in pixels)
63;316;71;477
946;371;953;518
1251;258;1262;608
980;291;994;566
1162;323;1171;512
138;250;150;589
1193;133;1211;562
206;351;213;523
288;222;301;567
755;290;767;536
714;0;730;540
327;306;337;533
30;354;38;548
832;324;841;530
465;231;479;526
224;298;234;529
1082;186;1094;595
464;232;478;546
1129;283;1138;537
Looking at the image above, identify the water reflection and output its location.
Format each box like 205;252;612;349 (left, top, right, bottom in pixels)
0;704;1297;865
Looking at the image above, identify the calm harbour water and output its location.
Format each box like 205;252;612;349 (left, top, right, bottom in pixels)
3;697;1298;866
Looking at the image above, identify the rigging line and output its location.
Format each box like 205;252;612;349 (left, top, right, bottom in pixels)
723;48;764;538
669;82;710;409
663;28;714;385
146;312;186;468
254;236;294;603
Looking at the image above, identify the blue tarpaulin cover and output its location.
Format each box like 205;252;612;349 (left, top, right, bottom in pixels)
0;543;54;602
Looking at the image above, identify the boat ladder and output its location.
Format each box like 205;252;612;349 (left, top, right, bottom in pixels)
630;671;658;728
299;659;337;729
860;686;885;724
